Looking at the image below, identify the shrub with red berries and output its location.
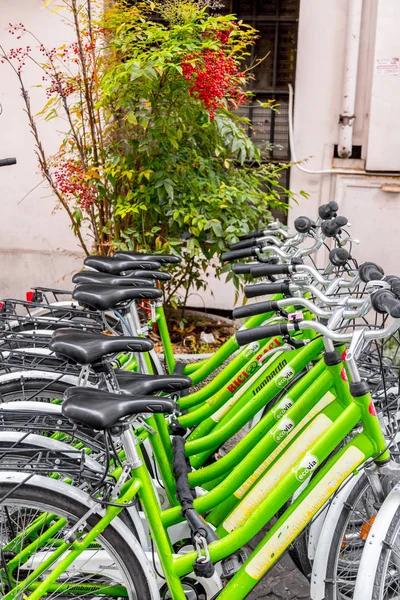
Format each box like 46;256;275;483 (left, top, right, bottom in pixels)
181;48;247;118
1;0;293;307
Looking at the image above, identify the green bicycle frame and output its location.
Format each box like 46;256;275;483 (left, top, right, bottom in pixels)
153;302;284;382
7;348;390;600
161;347;351;527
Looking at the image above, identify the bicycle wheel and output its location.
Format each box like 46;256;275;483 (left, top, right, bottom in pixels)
325;473;376;600
369;505;400;600
0;378;70;403
0;477;153;599
0;382;106;460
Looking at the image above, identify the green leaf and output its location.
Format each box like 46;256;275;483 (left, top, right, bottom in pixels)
126;112;138;125
73;208;83;227
44;108;58;121
164;181;174;199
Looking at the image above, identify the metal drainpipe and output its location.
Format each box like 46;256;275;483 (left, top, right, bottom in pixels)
338;0;363;158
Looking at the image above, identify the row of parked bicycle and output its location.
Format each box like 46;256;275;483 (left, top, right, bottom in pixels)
0;155;399;600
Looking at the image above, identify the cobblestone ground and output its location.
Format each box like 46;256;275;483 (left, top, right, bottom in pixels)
247;554;311;599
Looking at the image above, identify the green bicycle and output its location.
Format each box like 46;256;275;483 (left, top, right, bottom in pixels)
1;286;399;599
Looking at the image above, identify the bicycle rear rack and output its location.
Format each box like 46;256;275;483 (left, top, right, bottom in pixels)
0;298;103;334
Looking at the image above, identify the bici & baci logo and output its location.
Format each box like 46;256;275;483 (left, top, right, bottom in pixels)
226;338;281;394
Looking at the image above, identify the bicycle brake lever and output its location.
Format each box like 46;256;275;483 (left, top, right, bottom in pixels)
365;280;391;292
339;236;360;245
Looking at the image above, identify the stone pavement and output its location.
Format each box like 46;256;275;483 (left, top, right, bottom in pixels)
242;524;311;600
247;553;311;599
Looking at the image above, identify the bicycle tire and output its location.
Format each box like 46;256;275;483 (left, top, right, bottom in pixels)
0;477;153;599
325;473;372;600
371;505;400;600
0;378;70;403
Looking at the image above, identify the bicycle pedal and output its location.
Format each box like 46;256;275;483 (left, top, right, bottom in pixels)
221;548;249;578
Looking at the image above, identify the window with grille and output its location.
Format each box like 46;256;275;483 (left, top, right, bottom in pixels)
220;0;300;201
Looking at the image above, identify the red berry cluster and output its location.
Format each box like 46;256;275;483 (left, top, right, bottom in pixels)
215;26;234;44
2;45;32;72
44;72;76;98
54;160;96;210
181;49;247;118
8;22;27;39
37;42;84;97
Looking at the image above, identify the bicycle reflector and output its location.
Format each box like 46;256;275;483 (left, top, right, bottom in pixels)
26;291;35;302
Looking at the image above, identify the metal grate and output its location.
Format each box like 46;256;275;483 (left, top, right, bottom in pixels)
224;1;299;159
221;0;300;215
127;0;300;214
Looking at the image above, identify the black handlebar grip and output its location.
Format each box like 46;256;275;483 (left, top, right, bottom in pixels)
321;216;348;237
250;264;293;277
232;257;279;274
238;229;266;241
291;257;304;266
232;263;256;274
233;300;280;319
392;281;400;299
358;262;385;283
236;324;289;346
371;290;400;318
318;204;332;219
318;201;339;220
328;201;339;212
0;157;17;167
244;282;291;299
294;216;315;234
221;247;258;262
229;237;267;251
385;276;400;300
329;247;350;267
335;216;348;228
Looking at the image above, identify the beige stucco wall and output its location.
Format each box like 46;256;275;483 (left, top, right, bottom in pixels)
0;0;84;299
289;0;400;275
194;0;400;308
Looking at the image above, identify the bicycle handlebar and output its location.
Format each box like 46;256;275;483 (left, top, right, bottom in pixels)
294;216;315;234
0;157;17;167
232;262;257;274
237;310;400;347
321;216;348;238
329;247;350;267
233;300;280;319
229;238;263;251
238;229;267;241
250;263;293;277
229;235;282;252
385;275;400;299
236;323;289;346
232;258;278;274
